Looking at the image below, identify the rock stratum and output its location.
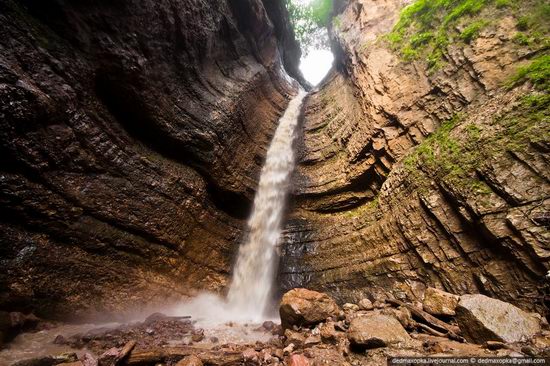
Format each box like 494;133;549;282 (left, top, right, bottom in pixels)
0;0;549;322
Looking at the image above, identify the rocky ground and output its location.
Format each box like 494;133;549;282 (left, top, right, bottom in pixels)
4;287;549;366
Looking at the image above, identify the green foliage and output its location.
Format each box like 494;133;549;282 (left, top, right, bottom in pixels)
513;32;530;45
496;0;513;9
507;54;550;91
517;16;530;30
460;20;489;43
386;0;549;70
403;91;550;196
286;0;333;54
388;0;492;69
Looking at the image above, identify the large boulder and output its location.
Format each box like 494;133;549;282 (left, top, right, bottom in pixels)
422;287;459;316
456;294;541;344
347;314;411;349
279;289;340;329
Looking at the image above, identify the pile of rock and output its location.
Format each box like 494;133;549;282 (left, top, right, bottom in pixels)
276;288;548;365
7;288;549;366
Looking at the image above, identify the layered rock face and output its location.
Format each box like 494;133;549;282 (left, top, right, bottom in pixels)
281;0;549;315
0;0;302;319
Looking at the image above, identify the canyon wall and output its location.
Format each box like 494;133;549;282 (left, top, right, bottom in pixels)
0;0;302;320
281;0;549;315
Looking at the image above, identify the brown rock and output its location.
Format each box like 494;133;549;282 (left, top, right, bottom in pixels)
319;322;340;344
347;314;411;349
279;289;340;329
284;329;306;347
175;355;203;366
456;294;541;344
423;288;459;317
358;299;374;311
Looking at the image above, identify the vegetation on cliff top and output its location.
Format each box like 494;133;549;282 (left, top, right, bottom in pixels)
387;0;550;69
285;0;333;54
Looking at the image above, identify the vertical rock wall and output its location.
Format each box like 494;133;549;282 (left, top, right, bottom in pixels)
281;0;549;314
0;0;302;320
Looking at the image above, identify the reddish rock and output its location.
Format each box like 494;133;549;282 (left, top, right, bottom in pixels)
175;355;203;366
288;354;310;366
347;314;411;349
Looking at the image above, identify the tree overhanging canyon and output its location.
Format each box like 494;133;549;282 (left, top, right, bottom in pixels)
0;0;548;352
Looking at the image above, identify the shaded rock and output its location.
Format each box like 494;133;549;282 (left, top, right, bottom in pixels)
175;355;203;366
319;322;340;344
381;307;415;330
358;299;374;311
347;314;411;349
191;329;204;342
456;294;541;344
279;289;340;329
423;288;459;317
303;334;321;347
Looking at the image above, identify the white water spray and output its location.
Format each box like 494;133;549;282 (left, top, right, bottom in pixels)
226;90;307;320
170;89;306;325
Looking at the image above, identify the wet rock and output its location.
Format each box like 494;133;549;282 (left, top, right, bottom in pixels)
358;299;374;311
210;336;219;343
287;354;309;366
422;288;459;317
279;289;340;329
0;311;41;347
175;355;203;366
347;314;411;349
191;329;204;342
456;294;541;344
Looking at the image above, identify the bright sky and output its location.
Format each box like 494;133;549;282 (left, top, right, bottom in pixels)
299;49;334;86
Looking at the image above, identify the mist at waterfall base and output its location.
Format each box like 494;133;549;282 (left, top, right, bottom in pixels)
168;90;307;327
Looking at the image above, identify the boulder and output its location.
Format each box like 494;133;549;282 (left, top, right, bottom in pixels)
347;314;411;349
343;303;359;312
279;289;340;329
175;355;203;366
423;288;459;316
456;294;541;344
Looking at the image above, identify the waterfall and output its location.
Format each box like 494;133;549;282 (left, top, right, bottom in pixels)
226;90;307;320
169;89;306;325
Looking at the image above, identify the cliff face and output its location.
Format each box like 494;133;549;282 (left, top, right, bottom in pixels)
1;0;548;321
0;0;301;320
281;0;549;314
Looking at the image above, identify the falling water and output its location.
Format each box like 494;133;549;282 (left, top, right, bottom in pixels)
226;90;307;320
